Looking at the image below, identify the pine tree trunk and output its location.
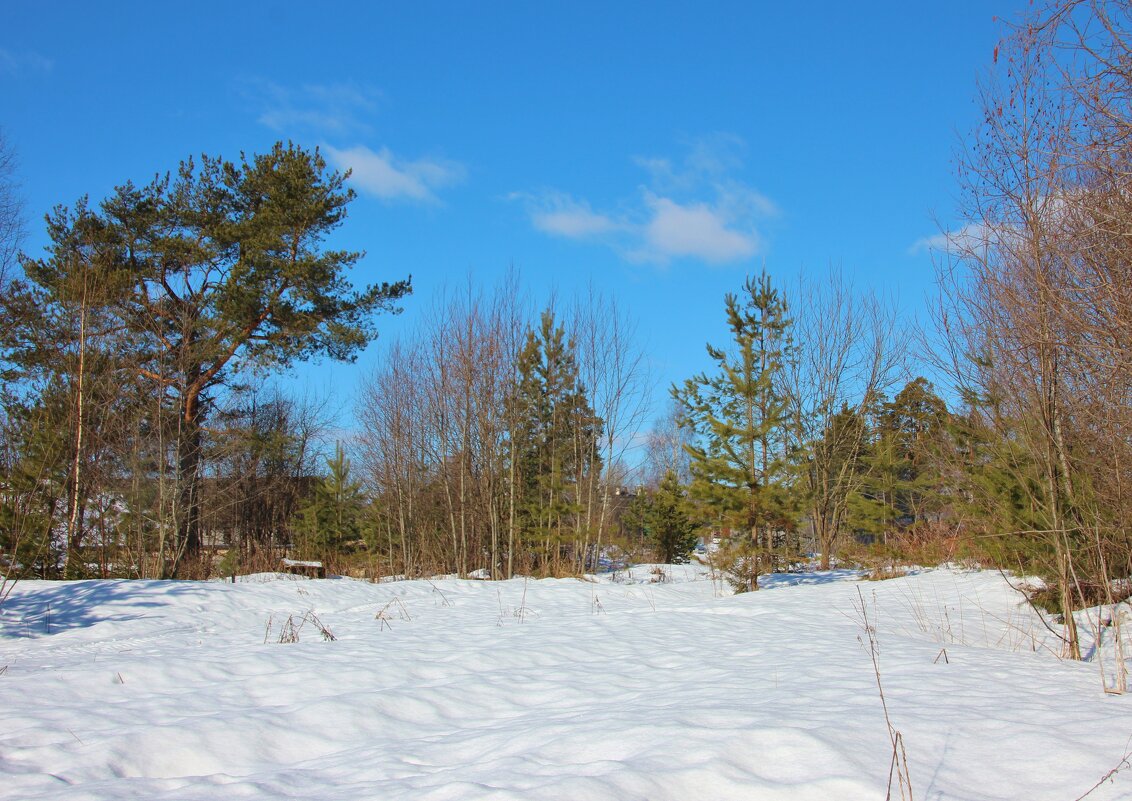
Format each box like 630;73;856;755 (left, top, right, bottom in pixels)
176;390;204;567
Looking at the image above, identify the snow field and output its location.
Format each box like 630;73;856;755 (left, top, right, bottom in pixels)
0;566;1130;800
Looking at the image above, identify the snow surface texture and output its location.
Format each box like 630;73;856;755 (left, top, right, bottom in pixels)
1;565;1130;800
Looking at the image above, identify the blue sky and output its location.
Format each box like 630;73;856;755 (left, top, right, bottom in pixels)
2;1;1027;434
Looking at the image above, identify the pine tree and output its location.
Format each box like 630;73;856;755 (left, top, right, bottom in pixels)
623;470;698;564
4;143;409;574
295;442;366;561
673;271;793;590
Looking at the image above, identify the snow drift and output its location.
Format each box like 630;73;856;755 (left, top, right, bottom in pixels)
0;565;1129;800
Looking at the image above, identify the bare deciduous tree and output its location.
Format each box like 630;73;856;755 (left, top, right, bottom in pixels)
936;1;1132;665
0;128;22;287
787;271;901;569
572;286;651;573
356;274;647;579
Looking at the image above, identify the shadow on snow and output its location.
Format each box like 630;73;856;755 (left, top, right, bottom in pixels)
760;569;862;589
0;580;210;638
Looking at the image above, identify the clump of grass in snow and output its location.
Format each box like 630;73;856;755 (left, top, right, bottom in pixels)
264;610;337;643
375;598;412;631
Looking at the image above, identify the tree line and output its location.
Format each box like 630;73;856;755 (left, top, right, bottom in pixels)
356;281;649;578
2;1;1132;653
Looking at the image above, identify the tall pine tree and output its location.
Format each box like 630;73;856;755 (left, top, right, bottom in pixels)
673;272;793;591
4;143;409;575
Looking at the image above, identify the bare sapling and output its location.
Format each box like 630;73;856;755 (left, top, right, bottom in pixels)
786;271;901;572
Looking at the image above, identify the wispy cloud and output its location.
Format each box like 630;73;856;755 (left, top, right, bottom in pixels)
0;47;53;76
240;79;380;138
516;135;773;266
242;79;466;204
636;133;740;187
325;144;465;204
519;192;621;238
909;223;989;256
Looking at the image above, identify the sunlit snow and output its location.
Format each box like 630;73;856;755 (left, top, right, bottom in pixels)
1;566;1129;800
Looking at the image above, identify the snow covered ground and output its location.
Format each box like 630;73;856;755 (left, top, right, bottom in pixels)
1;564;1130;800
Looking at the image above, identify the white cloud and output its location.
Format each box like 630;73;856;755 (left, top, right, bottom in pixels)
243;81;465;205
523;193;619;238
535;207;618;238
638;196;758;264
0;48;53;76
516;136;773;266
325;144;465;204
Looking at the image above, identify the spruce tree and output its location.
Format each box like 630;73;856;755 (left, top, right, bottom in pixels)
509;310;601;573
868;378;951;536
295;442;366;561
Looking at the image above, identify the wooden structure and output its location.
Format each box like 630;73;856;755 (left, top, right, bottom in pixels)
281;558;326;578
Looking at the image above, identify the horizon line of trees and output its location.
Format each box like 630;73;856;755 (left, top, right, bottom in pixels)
3;2;1132;667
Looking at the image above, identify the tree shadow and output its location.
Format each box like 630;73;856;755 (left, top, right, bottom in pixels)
760;569;863;589
0;580;210;638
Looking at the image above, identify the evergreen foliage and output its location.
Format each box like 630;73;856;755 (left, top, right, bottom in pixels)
1;143;408;574
623;471;698;564
0;402;67;577
875;378;950;526
295;443;366;560
509;310;602;570
673;271;793;587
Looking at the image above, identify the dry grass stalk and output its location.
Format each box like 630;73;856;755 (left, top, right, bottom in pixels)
375;598;412;631
1073;741;1132;801
426;579;453;608
264;609;336;643
277;614;301;643
855;587;914;801
515;576;531;623
304;610;336;641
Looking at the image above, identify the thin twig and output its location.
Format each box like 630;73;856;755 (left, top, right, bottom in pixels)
1074;740;1132;801
856;586;914;801
425;579;453;608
